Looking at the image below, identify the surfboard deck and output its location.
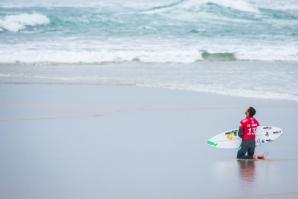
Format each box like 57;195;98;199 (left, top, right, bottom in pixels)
206;126;282;149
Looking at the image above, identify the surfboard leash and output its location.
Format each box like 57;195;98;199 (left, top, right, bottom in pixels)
258;151;268;159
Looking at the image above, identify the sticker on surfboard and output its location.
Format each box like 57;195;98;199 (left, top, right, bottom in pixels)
206;126;282;149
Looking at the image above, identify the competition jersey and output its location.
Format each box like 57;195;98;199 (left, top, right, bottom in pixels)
239;116;259;140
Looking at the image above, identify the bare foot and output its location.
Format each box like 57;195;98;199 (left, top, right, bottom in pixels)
253;155;258;159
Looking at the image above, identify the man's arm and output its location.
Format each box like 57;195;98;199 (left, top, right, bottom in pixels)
238;128;243;138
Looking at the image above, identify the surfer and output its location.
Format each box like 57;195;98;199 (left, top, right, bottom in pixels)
237;107;267;160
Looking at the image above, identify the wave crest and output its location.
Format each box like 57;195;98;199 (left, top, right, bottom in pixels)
0;13;50;32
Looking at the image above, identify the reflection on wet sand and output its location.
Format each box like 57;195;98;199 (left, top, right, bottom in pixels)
238;159;256;193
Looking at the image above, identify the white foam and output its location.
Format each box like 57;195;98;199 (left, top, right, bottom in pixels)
146;0;258;15
236;45;298;61
144;0;259;23
247;0;298;11
1;45;298;64
137;26;156;30
0;49;203;64
0;0;167;10
214;0;258;13
0;13;50;32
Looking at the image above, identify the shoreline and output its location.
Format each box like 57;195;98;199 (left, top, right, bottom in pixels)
1;75;298;103
1;60;298;102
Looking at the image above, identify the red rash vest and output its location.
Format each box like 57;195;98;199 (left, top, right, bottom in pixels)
239;116;259;140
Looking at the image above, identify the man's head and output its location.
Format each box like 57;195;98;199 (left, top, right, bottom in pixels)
245;107;256;117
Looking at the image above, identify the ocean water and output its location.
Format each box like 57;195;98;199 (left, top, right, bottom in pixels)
0;0;298;100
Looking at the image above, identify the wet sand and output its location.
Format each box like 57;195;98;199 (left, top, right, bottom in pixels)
1;77;298;199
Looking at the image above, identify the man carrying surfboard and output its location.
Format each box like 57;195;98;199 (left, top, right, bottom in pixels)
237;107;267;160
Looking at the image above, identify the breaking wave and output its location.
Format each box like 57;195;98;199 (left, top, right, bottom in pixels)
1;49;298;65
0;13;50;32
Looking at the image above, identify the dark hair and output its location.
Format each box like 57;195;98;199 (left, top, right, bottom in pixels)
248;107;256;117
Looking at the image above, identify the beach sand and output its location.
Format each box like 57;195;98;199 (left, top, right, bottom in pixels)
1;76;298;199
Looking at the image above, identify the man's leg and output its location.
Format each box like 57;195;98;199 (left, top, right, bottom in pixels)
247;144;255;158
237;142;248;159
237;140;254;159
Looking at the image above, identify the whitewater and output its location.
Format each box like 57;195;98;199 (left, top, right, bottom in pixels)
0;0;298;101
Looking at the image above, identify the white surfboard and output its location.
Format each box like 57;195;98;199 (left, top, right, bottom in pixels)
206;126;283;149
